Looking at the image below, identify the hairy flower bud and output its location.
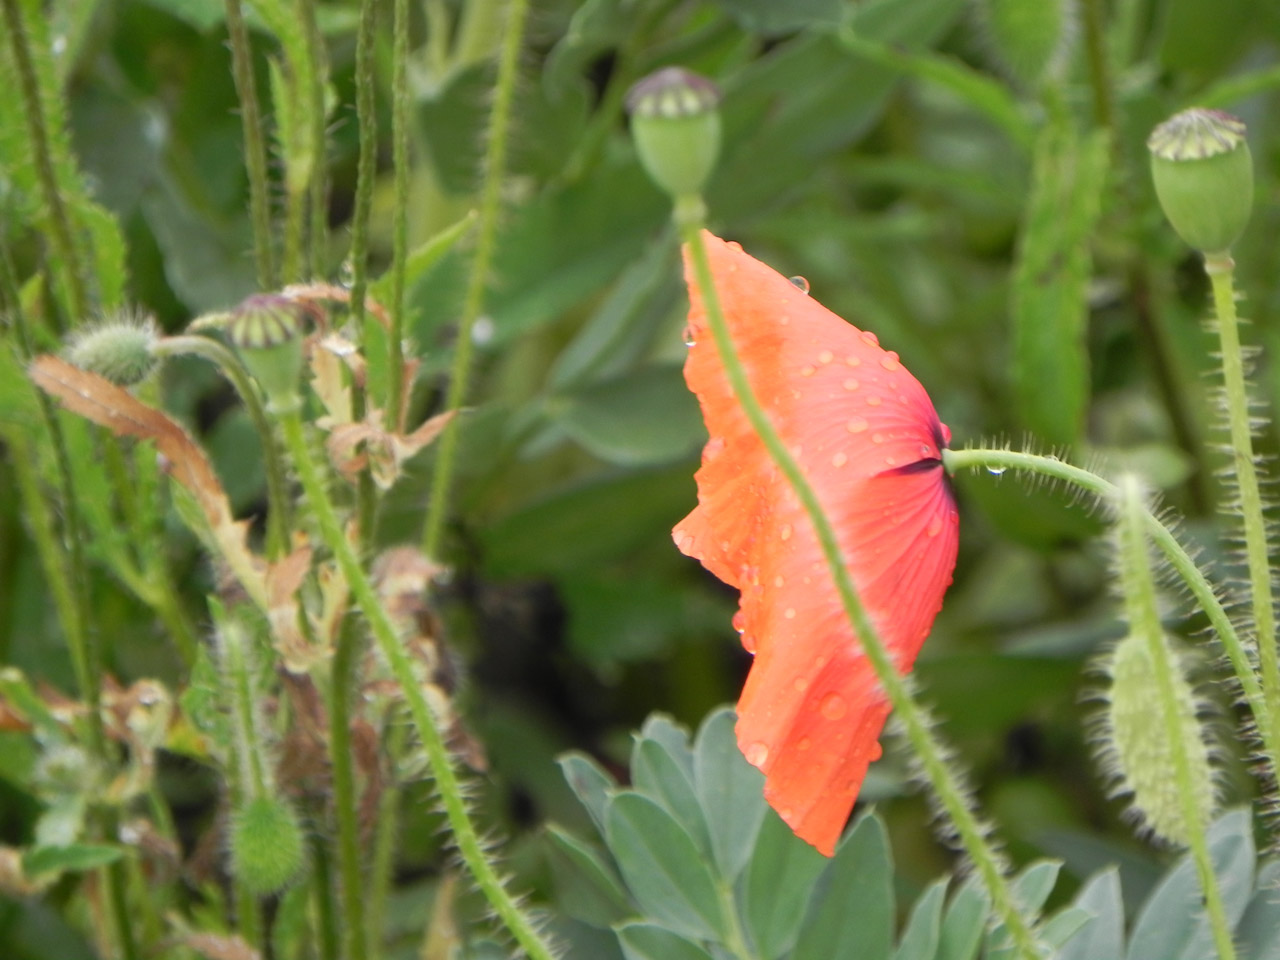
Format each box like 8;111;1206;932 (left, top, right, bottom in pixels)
230;795;306;895
1148;108;1254;254
65;317;160;386
626;67;722;200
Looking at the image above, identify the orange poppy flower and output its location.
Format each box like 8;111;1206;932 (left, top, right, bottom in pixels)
674;232;959;856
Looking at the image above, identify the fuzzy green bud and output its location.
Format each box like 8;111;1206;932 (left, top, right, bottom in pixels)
65;318;160;386
230;794;306;895
626;67;721;200
1148;108;1254;255
227;294;306;414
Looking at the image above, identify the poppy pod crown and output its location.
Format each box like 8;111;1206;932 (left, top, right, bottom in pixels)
674;232;959;856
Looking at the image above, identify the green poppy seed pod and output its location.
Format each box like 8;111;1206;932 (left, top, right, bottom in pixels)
227;294;305;414
1104;630;1216;846
229;794;306;895
626;67;721;200
65;318;160;386
1148;108;1254;255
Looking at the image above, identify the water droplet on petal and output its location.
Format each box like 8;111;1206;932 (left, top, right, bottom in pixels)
818;350;834;364
773;574;784;587
682;326;697;346
789;276;810;294
884;456;897;466
794;676;809;692
847;418;868;434
870;742;883;761
880;352;900;372
866;395;882;407
872;433;884;444
821;692;848;720
732;610;746;634
780;524;792;541
784;607;796;620
860;331;879;346
987;466;1007;476
832;451;848;467
797;737;811;751
927;517;943;537
745;741;769;766
800;364;816;377
843;378;860;391
704;437;725;459
845;355;862;367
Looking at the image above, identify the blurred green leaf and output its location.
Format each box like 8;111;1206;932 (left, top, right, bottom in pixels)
713;0;842;35
745;812;828;959
604;791;726;942
892;877;947;960
1236;860;1280;960
1058;868;1123;960
693;707;767;884
1010;115;1109;446
631;739;711;857
546;825;632;928
614;922;715;960
22;843;122;878
792;814;895;960
559;752;618;840
937;878;989;960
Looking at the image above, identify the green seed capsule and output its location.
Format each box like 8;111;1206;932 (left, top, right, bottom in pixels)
626;67;722;200
230;794;306;895
227;294;306;414
1148;108;1254;255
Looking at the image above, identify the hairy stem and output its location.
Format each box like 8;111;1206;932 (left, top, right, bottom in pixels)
943;446;1280;784
680;210;1041;960
1204;252;1280;740
329;614;369;960
277;407;557;960
1115;477;1235;960
423;0;530;559
388;0;411;424
298;0;328;277
224;0;277;289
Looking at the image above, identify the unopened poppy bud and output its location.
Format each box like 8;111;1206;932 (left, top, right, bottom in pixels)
227;294;305;414
65;317;160;386
626;67;721;200
230;794;306;895
1148;108;1253;255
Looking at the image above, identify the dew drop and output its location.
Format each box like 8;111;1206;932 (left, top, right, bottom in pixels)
800;364;816;377
682;326;697;347
884;456;897;467
832;451;848;468
866;395;882;407
920;443;933;458
728;241;743;251
784;607;796;620
845;355;862;367
789;276;810;294
471;315;495;345
745;742;769;766
872;433;885;444
773;574;785;588
818;350;834;364
926;517;943;537
880;352;900;372
797;736;812;752
704;437;725;459
847;417;868;433
732;610;746;634
843;378;860;391
987;466;1007;476
821;692;848;720
860;331;879;346
794;676;809;692
870;742;883;761
780;524;793;541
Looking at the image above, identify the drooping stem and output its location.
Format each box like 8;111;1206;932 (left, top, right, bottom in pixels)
276;407;557;960
1114;477;1235;960
1;0;87;324
423;0;530;559
1204;252;1280;735
224;0;277;289
942;446;1280;784
679;208;1042;960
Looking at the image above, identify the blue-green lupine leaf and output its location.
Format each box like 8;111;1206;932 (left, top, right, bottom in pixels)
1010;114;1109;446
792;814;895;960
937;878;989;960
984;860;1062;957
558;752;617;840
692;707;767;884
1057;867;1123;960
545;825;632;928
631;738;710;857
1127;808;1255;960
615;922;715;960
1237;860;1280;960
745;811;828;959
605;792;725;942
893;878;947;960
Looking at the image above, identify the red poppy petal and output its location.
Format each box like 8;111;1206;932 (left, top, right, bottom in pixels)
674;232;959;856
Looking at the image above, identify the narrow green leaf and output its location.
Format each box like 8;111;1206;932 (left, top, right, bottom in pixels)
713;0;842;35
546;826;632;928
1237;860;1280;960
745;812;829;959
636;714;694;776
1057;867;1123;960
1127;808;1255;960
558;752;617;839
984;860;1062;956
632;739;711;857
936;878;989;960
693;707;767;884
23;843;122;878
1038;907;1094;952
792;814;895;960
893;878;947;960
1010;115;1109;446
369;211;476;305
614;922;715;960
605;792;726;942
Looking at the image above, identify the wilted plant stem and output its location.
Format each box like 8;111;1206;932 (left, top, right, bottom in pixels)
277;408;558;960
224;0;277;290
1204;252;1280;728
423;0;530;560
943;447;1280;783
1115;478;1235;960
679;207;1042;960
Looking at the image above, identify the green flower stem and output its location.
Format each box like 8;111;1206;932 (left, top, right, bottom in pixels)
717;883;759;960
1204;252;1280;732
422;0;530;559
348;0;377;334
1;0;87;325
298;0;327;277
224;0;277;290
367;711;409;948
1115;478;1235;960
154;335;290;559
942;446;1280;783
678;210;1041;960
1080;0;1115;133
328;615;369;960
277;408;557;960
222;619;268;798
387;0;410;423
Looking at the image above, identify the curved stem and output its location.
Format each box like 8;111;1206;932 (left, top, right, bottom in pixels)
154;335;290;559
1204;252;1280;740
679;212;1042;960
1115;478;1235;960
422;0;530;559
942;446;1280;784
277;408;557;960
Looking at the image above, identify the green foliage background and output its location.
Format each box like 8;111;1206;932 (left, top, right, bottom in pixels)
5;0;1280;955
